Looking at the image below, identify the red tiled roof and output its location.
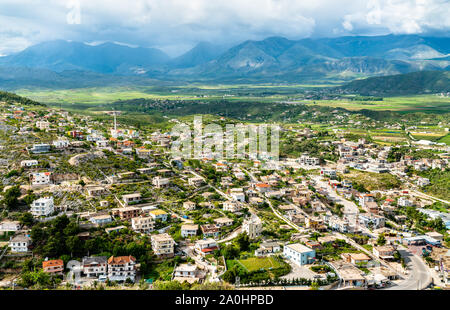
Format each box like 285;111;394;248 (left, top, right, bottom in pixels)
107;255;136;265
42;259;64;268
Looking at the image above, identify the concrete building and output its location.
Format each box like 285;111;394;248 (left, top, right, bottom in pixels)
107;256;137;282
151;233;175;258
9;234;31;253
31;197;54;217
243;215;263;239
131;216;155;233
181;224;198;238
82;256;107;278
283;243;315;266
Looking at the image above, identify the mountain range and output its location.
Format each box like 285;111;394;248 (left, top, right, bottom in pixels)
0;34;449;87
339;70;450;96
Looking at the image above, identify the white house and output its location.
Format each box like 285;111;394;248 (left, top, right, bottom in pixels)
9;234;31;253
283;243;315;266
107;255;137;282
153;176;170;188
82;256;108;278
96;140;109;148
230;188;245;202
20;160;38;167
131;216;155;233
173;263;202;280
31;197;54;217
181;224;198;238
223;201;242;213
53;139;69;149
243;215;262;239
398;196;413;207
0;220;21;232
320;169;337;178
31;172;52;185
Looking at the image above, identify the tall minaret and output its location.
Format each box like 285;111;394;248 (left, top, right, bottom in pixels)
113;110;117;131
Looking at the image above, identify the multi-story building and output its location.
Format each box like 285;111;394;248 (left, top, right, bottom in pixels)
222;201;242;213
31;172;52;185
283;243;315;266
229;188;245;202
358;213;385;229
200;224;220;238
82;256;107;278
107;256;137;282
31;197;54;217
151;233;175;258
29;143;51;154
53;139;69;149
36;121;50;130
122;193;141;205
9;234;30;253
152;176;170;188
113;206;141;220
131;216;155;233
188;177;204;187
243;215;262;239
181;224;198;238
194;239;219;256
148;209;168;222
42;259;64;275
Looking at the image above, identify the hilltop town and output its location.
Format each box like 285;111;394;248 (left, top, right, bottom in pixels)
0;98;449;291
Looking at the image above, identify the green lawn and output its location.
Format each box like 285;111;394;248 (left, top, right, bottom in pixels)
236;257;283;272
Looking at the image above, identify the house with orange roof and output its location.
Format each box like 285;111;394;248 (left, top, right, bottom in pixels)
254;183;271;193
42;259;64;274
107;255;137;282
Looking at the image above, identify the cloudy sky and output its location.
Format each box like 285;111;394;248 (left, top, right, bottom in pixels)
0;0;449;56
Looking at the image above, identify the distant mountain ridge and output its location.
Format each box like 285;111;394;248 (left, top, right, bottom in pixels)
340;71;450;95
0;40;170;74
0;34;449;87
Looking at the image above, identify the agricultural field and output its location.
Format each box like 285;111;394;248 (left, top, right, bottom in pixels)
313;95;450;112
16;87;450;113
437;134;450;145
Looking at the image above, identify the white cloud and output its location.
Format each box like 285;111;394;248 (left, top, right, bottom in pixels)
0;0;448;56
344;0;450;35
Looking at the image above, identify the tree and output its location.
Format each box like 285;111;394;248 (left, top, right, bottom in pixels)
222;244;239;260
2;186;21;210
20;212;34;227
377;233;386;246
235;233;250;252
66;236;83;257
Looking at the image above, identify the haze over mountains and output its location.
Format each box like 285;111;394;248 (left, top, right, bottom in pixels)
0;34;449;88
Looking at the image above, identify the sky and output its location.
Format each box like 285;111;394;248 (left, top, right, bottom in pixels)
0;0;449;57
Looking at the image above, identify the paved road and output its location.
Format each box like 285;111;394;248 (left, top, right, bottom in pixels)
218;226;242;244
410;190;450;205
312;175;359;215
384;247;432;290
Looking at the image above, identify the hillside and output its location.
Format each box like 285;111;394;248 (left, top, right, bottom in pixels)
340;71;450;96
0;90;43;106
